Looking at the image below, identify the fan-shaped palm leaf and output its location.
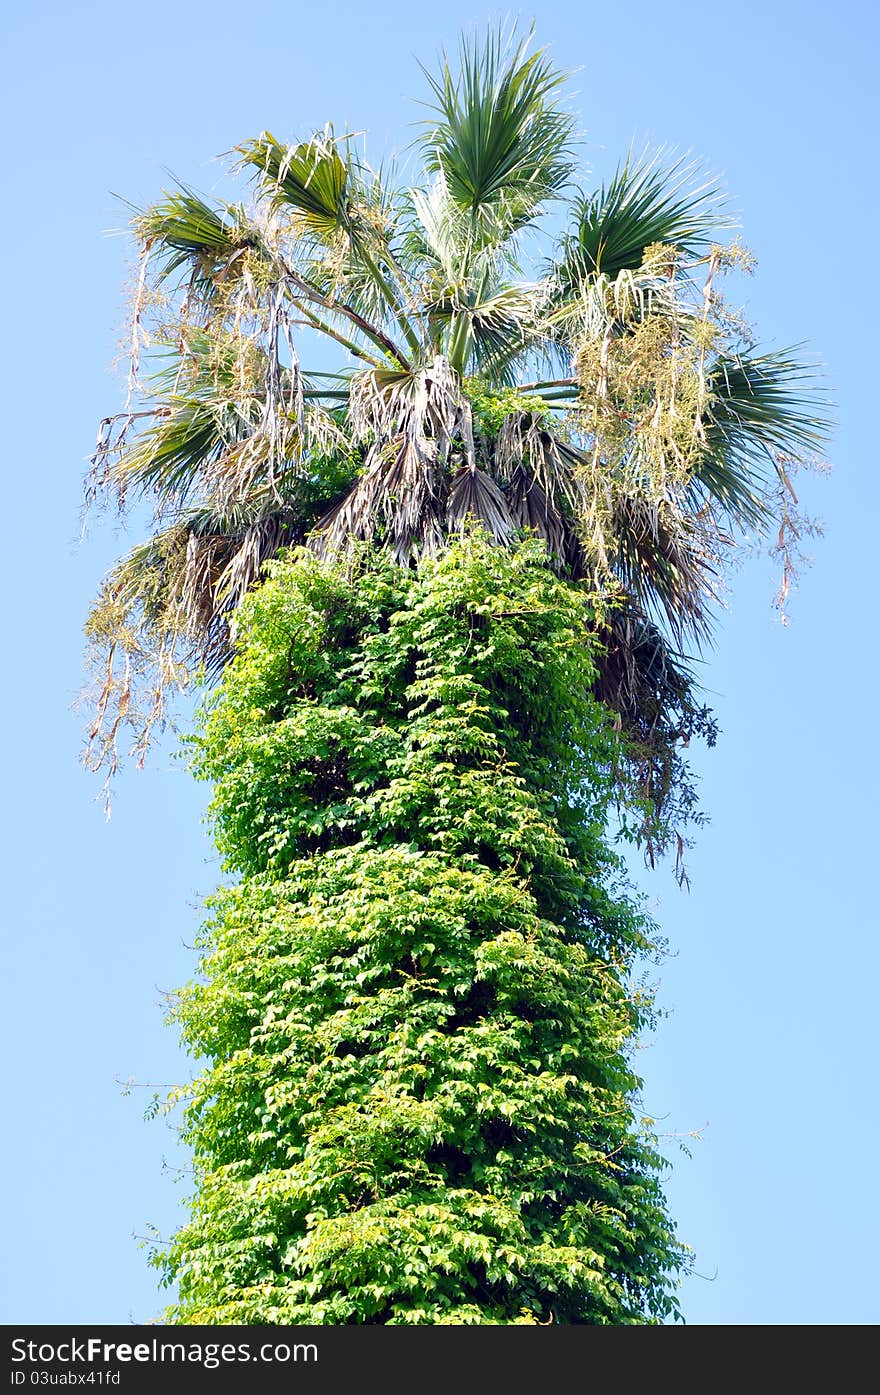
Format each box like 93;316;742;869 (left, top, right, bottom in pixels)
420;28;575;250
135;187;266;303
238;129;351;241
556;150;727;290
704;348;827;481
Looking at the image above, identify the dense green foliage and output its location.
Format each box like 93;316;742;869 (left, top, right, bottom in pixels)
158;537;684;1323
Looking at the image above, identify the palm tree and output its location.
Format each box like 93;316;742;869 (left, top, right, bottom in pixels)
85;28;826;841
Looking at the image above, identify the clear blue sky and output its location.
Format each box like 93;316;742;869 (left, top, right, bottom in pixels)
2;0;877;1326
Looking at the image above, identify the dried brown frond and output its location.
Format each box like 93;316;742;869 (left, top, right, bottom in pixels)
504;465;572;563
446;466;516;543
496;410;585;513
313;436;445;565
313;357;475;563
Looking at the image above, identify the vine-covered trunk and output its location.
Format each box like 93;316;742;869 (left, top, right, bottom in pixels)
159;536;684;1323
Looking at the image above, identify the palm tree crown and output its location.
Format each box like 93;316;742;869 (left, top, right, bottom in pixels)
85;28;827;846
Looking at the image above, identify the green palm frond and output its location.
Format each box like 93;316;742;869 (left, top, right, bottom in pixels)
462;282;543;377
426;277;541;377
94;526;188;633
420;28;575;249
705;347;828;464
555;150;728;289
135;187;264;295
256;146;426;359
115;400;235;505
96;334;268;506
687;347;830;530
238;129;351;242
